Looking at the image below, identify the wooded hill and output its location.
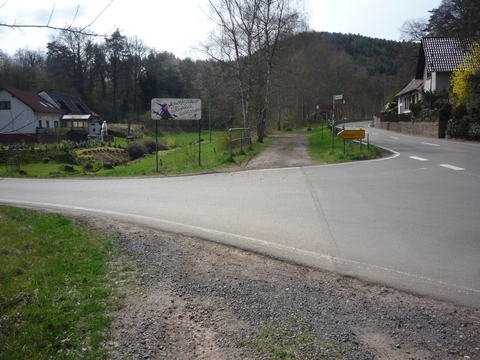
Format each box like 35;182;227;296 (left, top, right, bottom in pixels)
0;30;418;131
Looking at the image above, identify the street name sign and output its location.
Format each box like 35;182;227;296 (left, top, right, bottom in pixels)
151;98;202;120
338;129;365;140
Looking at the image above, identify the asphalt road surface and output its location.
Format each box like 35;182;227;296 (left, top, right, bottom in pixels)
1;123;479;309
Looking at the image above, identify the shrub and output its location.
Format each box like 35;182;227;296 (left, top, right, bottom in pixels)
142;140;157;154
157;141;169;151
468;122;480;138
447;117;469;138
126;141;148;160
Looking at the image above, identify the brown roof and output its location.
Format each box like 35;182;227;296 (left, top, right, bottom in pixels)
395;78;423;98
415;37;479;78
0;87;63;114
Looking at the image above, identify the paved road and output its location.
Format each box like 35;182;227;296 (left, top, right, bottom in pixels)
1;124;479;308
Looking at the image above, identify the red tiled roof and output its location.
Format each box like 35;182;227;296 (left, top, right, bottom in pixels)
0;87;63;114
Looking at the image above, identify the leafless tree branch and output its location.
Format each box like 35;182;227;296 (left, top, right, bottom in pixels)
0;0;114;37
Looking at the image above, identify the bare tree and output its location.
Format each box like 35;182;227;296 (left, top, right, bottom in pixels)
255;0;306;142
204;0;261;129
399;18;429;42
0;0;113;36
205;0;306;141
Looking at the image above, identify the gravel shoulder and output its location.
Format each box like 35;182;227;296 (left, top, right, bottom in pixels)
83;132;479;359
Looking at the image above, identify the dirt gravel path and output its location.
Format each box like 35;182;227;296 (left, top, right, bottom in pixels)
222;130;318;171
85;131;479;359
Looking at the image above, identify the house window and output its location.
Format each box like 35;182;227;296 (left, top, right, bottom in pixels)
46;121;50;128
54;121;59;128
0;101;11;110
38;120;43;128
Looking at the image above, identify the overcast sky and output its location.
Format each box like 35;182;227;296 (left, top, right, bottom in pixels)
0;0;441;59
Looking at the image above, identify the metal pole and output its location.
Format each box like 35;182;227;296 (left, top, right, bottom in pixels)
240;129;243;153
155;120;158;172
198;119;201;166
331;99;335;149
209;100;212;143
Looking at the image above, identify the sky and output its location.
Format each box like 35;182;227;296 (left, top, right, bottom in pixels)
0;0;442;59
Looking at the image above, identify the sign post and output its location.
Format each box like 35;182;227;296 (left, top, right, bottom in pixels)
332;95;343;149
338;129;365;154
151;98;202;171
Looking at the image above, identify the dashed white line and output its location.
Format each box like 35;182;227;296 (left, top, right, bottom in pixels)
410;156;429;161
390;136;399;140
440;164;465;171
422;142;440;147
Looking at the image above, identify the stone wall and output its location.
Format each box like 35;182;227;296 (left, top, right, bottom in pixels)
373;116;439;138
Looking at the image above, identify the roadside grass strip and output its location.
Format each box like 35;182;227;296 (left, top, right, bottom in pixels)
0;205;123;359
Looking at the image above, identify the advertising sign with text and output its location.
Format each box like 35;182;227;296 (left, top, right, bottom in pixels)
151;98;202;120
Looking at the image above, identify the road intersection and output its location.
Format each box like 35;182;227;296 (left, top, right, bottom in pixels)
1;124;479;308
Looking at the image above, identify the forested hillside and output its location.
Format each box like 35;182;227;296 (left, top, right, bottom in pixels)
0;29;417;131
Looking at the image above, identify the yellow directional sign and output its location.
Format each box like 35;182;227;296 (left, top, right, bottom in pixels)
338;129;365;140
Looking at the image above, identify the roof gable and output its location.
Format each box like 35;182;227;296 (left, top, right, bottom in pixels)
415;37;479;78
38;90;93;115
395;78;423;98
0;87;63;114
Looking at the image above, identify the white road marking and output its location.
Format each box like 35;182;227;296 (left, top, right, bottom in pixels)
390;136;399;140
1;198;479;298
440;164;465;171
422;142;440;147
410;156;429;161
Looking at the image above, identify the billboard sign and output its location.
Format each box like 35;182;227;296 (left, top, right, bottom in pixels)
151;98;202;120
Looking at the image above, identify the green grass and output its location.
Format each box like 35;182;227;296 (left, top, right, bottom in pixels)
308;124;385;163
0;205;132;359
0;125;384;178
0;130;270;178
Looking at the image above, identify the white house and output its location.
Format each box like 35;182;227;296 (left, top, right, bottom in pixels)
0;87;63;144
395;78;423;114
396;37;478;114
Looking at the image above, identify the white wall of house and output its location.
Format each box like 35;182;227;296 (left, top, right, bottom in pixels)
423;67;433;92
0;90;59;134
397;92;422;114
422;67;452;93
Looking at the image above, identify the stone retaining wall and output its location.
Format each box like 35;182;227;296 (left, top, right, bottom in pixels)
373;116;439;138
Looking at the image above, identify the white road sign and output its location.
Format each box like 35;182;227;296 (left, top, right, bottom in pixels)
151;98;202;120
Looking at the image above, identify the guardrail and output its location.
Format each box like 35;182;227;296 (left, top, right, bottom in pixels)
229;128;252;159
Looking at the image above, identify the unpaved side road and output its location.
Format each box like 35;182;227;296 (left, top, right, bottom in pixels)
224;130;318;171
88;131;479;359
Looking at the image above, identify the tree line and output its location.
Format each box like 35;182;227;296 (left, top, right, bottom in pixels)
0;0;428;141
